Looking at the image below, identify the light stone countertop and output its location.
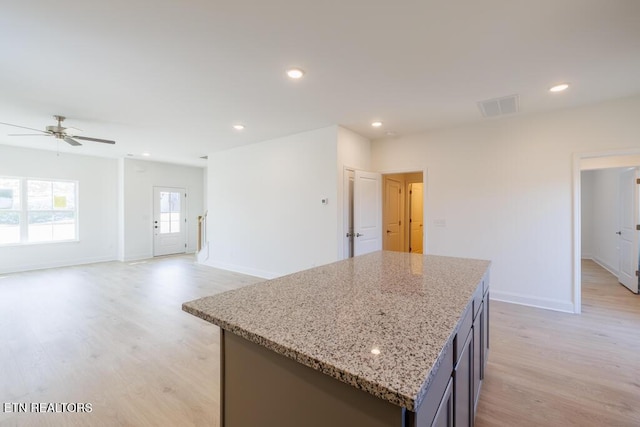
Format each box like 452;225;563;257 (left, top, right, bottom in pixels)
183;250;490;411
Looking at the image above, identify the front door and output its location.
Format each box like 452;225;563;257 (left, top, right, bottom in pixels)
354;170;382;256
618;168;639;293
153;187;187;256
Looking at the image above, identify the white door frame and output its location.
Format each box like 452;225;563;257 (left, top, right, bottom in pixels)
572;148;640;313
342;168;355;259
341;167;427;259
153;186;187;256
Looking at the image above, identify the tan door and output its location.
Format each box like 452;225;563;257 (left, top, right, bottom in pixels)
383;177;402;251
409;183;424;254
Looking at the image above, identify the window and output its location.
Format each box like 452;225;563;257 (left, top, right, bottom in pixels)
0;178;20;244
0;177;78;244
159;191;181;234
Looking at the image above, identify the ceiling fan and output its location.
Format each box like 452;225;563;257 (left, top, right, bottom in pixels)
0;115;116;146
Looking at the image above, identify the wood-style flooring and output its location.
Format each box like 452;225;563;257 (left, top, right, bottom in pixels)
0;256;262;427
475;259;640;427
1;257;638;426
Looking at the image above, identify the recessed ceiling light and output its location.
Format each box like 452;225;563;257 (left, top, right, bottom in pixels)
371;121;383;128
233;124;245;131
371;347;381;355
549;83;569;92
286;68;305;79
142;152;151;157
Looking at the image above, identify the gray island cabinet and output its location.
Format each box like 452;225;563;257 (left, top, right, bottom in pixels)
183;251;490;427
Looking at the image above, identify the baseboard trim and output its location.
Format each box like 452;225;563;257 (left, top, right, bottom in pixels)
0;255;117;275
591;257;618;278
491;290;575;313
123;252;154;262
201;260;279;280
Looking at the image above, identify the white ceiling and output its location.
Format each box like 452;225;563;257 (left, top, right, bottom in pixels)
1;0;639;166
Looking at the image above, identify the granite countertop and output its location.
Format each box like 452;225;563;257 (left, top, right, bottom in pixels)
183;251;490;411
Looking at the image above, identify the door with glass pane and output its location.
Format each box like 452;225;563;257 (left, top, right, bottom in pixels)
153;187;186;256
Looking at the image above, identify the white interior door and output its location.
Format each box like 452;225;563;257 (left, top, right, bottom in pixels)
354;170;382;256
409;182;424;254
383;177;402;251
618;168;639;293
153;187;187;256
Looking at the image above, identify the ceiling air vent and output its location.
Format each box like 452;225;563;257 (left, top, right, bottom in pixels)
478;94;519;118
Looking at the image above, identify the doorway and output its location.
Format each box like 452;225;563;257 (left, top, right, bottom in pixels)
581;166;640;294
382;172;424;253
153;186;187;256
574;150;640;312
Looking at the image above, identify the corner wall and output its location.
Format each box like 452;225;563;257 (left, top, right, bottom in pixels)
371;95;640;312
205;126;339;278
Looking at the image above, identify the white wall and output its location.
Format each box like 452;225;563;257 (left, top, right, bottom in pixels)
337;126;371;260
122;158;204;261
580;171;595;259
0;145;118;273
371;95;640;313
205;126;339;278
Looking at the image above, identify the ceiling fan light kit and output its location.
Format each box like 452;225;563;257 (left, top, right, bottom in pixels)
0;115;116;146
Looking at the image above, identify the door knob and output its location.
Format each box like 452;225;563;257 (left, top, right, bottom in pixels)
356;233;363;237
616;231;622;235
386;230;391;233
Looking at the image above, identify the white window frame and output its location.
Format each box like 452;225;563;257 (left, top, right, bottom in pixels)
0;176;79;246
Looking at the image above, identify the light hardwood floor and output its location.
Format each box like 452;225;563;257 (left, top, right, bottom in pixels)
475;259;640;427
0;256;263;427
1;257;639;426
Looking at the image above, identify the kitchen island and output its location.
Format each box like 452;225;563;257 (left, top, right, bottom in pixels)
183;251;491;427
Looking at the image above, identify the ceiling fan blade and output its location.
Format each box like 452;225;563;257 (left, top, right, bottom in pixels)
0;121;48;134
8;133;51;136
64;137;82;146
74;135;116;145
